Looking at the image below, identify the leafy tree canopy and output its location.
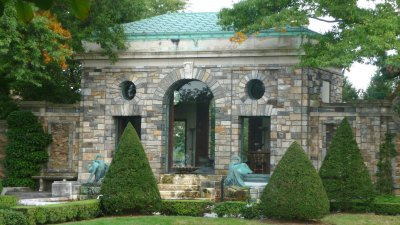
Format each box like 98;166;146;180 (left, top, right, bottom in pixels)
0;2;72;95
52;0;186;60
218;0;400;71
342;76;360;102
363;72;397;100
0;0;90;23
0;0;186;102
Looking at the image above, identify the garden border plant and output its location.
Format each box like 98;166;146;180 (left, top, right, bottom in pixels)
260;141;330;220
375;132;397;195
14;199;100;225
160;200;214;217
319;118;375;211
3;111;51;188
100;122;161;215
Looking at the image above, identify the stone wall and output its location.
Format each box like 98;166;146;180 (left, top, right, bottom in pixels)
78;58;343;181
309;101;400;193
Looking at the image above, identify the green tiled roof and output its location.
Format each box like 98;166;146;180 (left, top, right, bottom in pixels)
123;12;317;40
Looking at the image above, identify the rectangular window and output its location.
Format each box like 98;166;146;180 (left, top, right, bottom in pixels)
240;116;271;174
322;81;330;103
114;116;141;147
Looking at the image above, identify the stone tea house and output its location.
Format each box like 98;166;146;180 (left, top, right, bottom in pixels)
1;12;399;194
76;12;400;187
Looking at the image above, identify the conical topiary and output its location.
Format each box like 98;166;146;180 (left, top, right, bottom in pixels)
100;122;161;214
260;142;329;220
376;132;396;195
319;118;375;211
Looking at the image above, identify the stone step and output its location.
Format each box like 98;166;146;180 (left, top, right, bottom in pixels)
199;187;216;199
160;190;202;199
159;174;224;185
6;191;52;199
201;180;221;188
158;184;199;191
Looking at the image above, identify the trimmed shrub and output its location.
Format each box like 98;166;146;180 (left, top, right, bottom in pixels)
373;195;400;215
240;203;261;219
213;201;261;219
214;201;247;218
376;133;397;195
0;196;18;209
374;203;400;215
160;200;213;217
330;200;372;213
0;209;28;225
14;199;100;225
260;142;329;220
3;111;51;188
100;123;161;215
319;118;375;211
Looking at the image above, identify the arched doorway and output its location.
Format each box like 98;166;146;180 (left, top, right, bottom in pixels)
166;80;215;173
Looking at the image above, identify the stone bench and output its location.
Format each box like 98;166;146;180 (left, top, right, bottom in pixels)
32;173;78;191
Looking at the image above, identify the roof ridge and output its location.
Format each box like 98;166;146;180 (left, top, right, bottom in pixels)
123;12;318;40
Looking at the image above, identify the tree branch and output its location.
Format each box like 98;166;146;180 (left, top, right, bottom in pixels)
310;17;343;23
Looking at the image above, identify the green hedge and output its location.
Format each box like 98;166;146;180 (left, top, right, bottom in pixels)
14;200;100;225
0;209;28;225
0;196;18;209
160;200;214;217
374;202;400;215
4;111;51;188
329;196;400;215
214;201;247;218
159;200;260;219
213;201;260;219
373;196;400;215
330;200;373;213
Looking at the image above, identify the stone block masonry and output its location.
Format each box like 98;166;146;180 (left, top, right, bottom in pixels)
77;61;344;180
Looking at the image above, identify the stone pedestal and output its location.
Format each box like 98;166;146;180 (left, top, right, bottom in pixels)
52;181;81;200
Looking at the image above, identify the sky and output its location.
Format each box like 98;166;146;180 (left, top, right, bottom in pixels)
185;0;376;90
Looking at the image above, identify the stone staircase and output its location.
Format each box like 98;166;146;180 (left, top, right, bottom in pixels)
158;174;223;200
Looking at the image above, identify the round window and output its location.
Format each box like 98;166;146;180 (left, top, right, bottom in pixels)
120;81;136;100
247;79;265;100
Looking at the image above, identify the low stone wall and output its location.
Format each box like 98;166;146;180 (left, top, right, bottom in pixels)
309;100;400;193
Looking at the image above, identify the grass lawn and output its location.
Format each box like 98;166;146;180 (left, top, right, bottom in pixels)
322;213;400;225
62;214;400;225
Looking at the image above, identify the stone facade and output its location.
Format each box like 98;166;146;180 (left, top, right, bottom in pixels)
77;31;347;181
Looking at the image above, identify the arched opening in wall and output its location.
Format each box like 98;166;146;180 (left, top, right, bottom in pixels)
166;80;215;174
